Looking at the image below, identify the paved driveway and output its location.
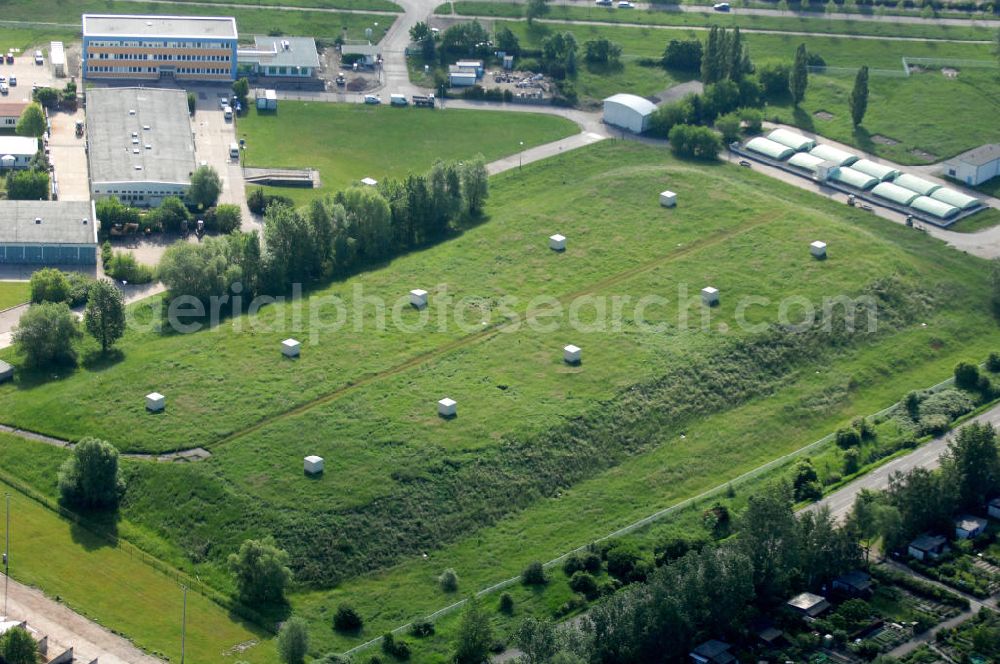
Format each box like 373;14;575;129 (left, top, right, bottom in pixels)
191;89;253;230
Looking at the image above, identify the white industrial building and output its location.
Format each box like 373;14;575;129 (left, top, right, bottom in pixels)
767;128;816;152
0;136;40;170
602;94;656;134
943;143;1000;186
82;14;239;82
239;36;320;79
86;87;196;207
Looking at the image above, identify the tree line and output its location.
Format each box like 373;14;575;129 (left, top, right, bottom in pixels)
159;157;489;302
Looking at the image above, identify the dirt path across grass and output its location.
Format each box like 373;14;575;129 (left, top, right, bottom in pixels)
1;576;163;664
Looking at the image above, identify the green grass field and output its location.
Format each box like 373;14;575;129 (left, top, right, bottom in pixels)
494;20;1000;158
168;0;401;12
0;451;277;664
238;102;579;204
1;0;392;43
0;141;997;660
438;1;996;41
0;282;30;311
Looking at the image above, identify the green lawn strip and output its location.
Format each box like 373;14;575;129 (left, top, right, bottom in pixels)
0;0;392;42
947;207;1000;233
442;1;994;40
166;0;402;12
239;103;579;205
0;459;277;664
0;282;30;311
683;0;992;20
0;26;79;51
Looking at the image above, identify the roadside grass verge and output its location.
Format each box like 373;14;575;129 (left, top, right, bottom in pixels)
439;1;996;41
167;0;402;12
0;0;392;42
0;26;78;51
0;282;30;311
0;457;277;664
947;207;1000;233
238;102;579;204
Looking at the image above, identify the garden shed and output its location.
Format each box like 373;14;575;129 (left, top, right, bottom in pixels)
893;173;941;196
766;128;816;152
744;137;794;161
910;195;959;220
808;144;857;166
929;187;980;210
851;159;900;182
871;182;920;206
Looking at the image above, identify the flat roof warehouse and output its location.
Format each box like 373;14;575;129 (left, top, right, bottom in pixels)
0;201;98;246
82;14;238;40
86;87;196;187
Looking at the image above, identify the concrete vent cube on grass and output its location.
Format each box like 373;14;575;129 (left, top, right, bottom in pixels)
304;455;324;474
410;289;428;309
282;338;301;358
549;234;566;252
810;241;827;259
701;287;719;306
564;344;582;365
659;190;677;208
146;392;165;412
438;397;457;418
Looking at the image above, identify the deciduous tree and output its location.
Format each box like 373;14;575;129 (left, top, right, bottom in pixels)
13;301;81;367
849;65;869;126
791;43;809;104
84;279;126;353
58;437;124;509
15;103;45;137
228;536;292;605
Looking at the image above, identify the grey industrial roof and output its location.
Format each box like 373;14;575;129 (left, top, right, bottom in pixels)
603;93;657;117
83;14;238;40
0;200;97;245
250;36;320;70
948;143;1000;167
86;87;196;186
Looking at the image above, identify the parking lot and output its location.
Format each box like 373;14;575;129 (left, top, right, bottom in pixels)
1;44;90;201
191;88;253;229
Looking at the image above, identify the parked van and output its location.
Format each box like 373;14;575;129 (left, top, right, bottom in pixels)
223;106;233;120
229;143;240;160
390;94;408;106
34;50;43;65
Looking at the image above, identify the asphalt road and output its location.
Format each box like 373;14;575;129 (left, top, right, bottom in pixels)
806;402;1000;523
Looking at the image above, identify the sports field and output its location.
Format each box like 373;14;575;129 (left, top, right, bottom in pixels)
0;140;997;659
238;102;579;204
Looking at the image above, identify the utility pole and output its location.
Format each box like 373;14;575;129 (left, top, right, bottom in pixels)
180;585;187;664
3;493;10;617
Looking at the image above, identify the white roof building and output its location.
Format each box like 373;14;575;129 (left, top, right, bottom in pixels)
603;94;656;134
